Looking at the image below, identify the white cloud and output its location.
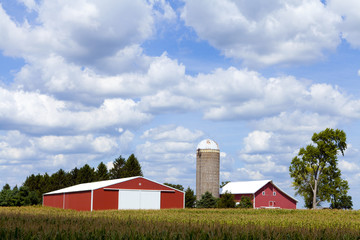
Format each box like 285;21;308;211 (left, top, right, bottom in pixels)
18;0;38;11
339;160;360;173
0;87;151;133
235;168;264;180
182;0;341;66
328;0;360;48
243;131;272;153
119;130;135;153
142;125;203;142
0;0;155;61
254;111;338;133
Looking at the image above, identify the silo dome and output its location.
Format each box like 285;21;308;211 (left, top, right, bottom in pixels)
197;139;219;150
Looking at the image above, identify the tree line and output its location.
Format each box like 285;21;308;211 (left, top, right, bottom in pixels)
164;183;252;208
0;154;142;206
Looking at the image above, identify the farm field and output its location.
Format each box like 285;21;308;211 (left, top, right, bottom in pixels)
0;207;359;239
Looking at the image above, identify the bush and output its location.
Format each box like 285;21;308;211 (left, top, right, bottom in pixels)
217;191;236;208
238;196;253;208
196;191;217;208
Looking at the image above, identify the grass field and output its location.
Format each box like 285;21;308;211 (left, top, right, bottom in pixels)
0;206;359;239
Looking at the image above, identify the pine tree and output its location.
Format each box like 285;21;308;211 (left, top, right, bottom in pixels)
196;191;217;208
96;162;109;181
124;154;143;177
109;155;126;179
185;187;196;208
77;164;96;183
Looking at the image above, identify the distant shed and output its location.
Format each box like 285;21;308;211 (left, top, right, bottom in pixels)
43;176;184;211
221;180;297;209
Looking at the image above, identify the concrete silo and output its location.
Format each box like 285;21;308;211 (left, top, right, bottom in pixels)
196;139;220;199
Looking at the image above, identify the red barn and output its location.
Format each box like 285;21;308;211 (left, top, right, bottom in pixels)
43;176;184;211
221;180;297;209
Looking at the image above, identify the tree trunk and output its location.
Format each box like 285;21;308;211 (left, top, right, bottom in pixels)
312;179;318;209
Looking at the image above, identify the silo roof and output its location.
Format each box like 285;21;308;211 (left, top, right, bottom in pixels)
197;139;219;150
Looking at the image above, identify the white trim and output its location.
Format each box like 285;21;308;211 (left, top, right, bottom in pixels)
253;194;255;208
183;191;185;209
140;176;186;193
104;188;175;193
90;190;93;212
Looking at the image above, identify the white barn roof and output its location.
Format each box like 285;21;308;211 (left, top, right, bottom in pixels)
44;176;139;195
221;180;297;202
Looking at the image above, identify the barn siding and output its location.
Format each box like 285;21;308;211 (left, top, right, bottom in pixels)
160;191;183;209
233;193;253;202
64;191;91;211
93;189;118;210
43;194;63;209
106;178;172;191
254;182;296;209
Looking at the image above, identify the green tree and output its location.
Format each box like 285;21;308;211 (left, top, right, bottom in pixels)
50;169;68;190
68;167;79;185
185;187;196;208
96;162;109;181
196;191;217;208
238;196;253;208
109;155;126;179
124;154;143;177
220;181;230;188
328;176;352;209
289;128;348;209
164;183;184;191
217;191;235;208
77;164;96;183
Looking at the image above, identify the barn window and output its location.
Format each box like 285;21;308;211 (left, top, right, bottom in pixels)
262;191;265;196
273;192;276;196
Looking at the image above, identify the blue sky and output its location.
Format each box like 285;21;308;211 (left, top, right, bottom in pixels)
1;0;360;209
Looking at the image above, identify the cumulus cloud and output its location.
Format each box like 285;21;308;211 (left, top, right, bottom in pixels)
181;0;341;66
0;0;155;61
0;87;151;134
14;53;185;103
243;131;272;153
142;125;203;141
328;0;360;48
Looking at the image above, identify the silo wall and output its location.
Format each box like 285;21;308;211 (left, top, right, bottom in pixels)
196;149;220;199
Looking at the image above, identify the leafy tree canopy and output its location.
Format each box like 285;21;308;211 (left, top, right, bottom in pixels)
238;196;253;208
289;128;351;209
217;191;236;208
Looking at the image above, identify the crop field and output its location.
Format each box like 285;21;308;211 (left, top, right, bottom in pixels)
0;207;359;239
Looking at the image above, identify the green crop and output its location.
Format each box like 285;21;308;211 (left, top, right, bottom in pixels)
0;206;359;239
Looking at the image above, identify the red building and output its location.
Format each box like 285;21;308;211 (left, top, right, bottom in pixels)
221;180;297;209
43;176;184;211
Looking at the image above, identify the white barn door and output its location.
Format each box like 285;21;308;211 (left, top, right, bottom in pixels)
118;190;160;210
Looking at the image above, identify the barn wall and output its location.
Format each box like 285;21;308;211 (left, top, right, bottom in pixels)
43;194;63;209
107;177;184;209
93;189;118;211
254;182;296;209
107;178;171;191
160;191;184;209
65;191;91;211
233;194;253;202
